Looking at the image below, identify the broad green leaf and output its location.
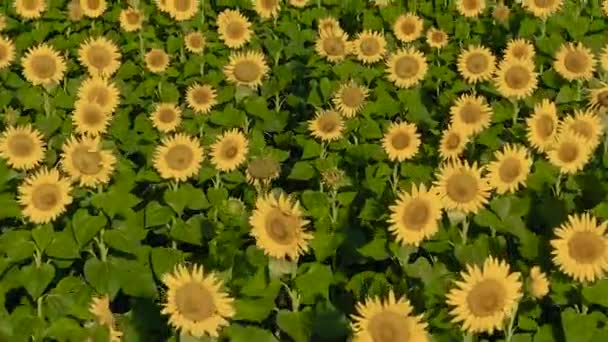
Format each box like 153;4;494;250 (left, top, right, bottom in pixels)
46;231;80;259
561;308;599;342
144;201;174;227
276;309;313;342
111;257;158;298
582;279;608;306
295;263;333;304
164;184;209;215
71;209;107;248
84;258;120;297
224;325;278;342
31;225;53;252
288;161;315;180
19;263;55;299
150;247;182;280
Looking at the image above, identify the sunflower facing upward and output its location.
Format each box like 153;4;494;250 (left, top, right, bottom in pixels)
393;13;424;43
486;144;532;195
14;0;47;19
161;264;235;337
186;84;217;114
456;0;486;18
553;42;596;81
89;295;122;342
224;51;269;88
558;109;604;149
165;0;198;21
60;135;116;188
184;31;206;53
18;167;73;224
332;80;369;118
449;93;493;135
522;0;564;18
21;43;66;86
77;76;120;114
80;0;107;18
426;28;449;49
434;160;490;215
447;257;522;334
77;36;121;78
382;121;421;162
153;133;204;182
72;100;112;136
546;131;592;174
119;7;143;32
150;103;182;133
351;291;429;342
210;129;249;172
352;30;386;64
0;124;46;171
525;99;559;152
385;48;428;89
217;9;252;49
145;48;170;73
315;29;351;63
439;125;470;160
308;109;344;141
457;45;496;84
0;36;15;70
494;59;538;99
551;213;608;283
249;192;313;260
253;0;281;19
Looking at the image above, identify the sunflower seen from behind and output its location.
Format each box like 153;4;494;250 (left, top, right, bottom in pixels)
224;50;269;89
352;30;386;64
151;103;182;133
18;167;73;224
457;45;496;84
393;13;423;43
426;28;448;49
308;109;344;142
80;0;107;17
553;42;595;81
60;135;116;188
494;58;538;99
14;0;46;19
382;121;421;162
119;7;143;32
161;264;235;338
385;48;428;89
456;0;486;17
72;100;112;136
0;36;16;70
246;156;280;188
522;0;563;18
439;125;469;160
186;83;217;114
89;295;122;342
486;144;532;194
449;93;493;135
253;0;281;19
153;133;204;182
77;76;120;114
315;29;351;63
21;43;66;86
77;36;121;78
166;0;198;21
185;31;206;53
145;48;170;73
0;124;46;171
525;99;559;152
217;9;252;49
332;80;369;118
546;131;592;174
434;160;490;215
559;109;604;149
210;129;249;172
528;266;550;299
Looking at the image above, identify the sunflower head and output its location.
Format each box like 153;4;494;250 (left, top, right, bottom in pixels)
426;28;449;49
558;109;604;149
588;84;608;112
385;48;428;89
151;103;182;133
145;48;170;73
352;30;386;64
153;133;205;182
72;100;112;136
89;295;123;342
315;30;351;63
439;125;469;160
493;2;511;23
449;93;493;135
553;42;596;81
217;9;252;49
382;121;421;162
456;0;486;18
546;131;593;174
67;0;84;21
77;36;122;77
186;83;217;114
21;43;66;86
77;76;121;114
246;156;280;188
486;144;532;195
434;160;491;214
504;38;535;63
185;31;206;53
80;0;107;18
457;45;496;84
332;80;369;118
224;50;269;88
525;99;559;152
528;266;550;299
166;0;198;21
210;129;249;172
61;135;116;188
18;167;73;224
494;59;538;100
522;0;564;18
317;16;343;35
119;7;143;32
253;0;281;19
14;0;47;19
0;36;16;70
393;13;424;43
289;0;309;8
0;124;46;171
308;109;344;142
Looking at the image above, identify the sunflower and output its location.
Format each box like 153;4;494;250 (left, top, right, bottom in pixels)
18;168;73;224
551;213;608;283
393;13;424;43
601;45;608;72
72;100;112;136
60;135;116;187
553;42;595;81
217;9;252;49
388;183;443;247
14;0;46;19
0;14;5;30
546;132;592;174
67;0;84;21
246;156;280;188
308;109;344;142
145;48;170;73
525;99;559;152
79;0;107;18
0;36;16;70
449;93;493;135
317;16;343;35
77;77;120;114
77;36;121;78
447;257;522;334
21;43;66;86
456;0;486;17
457;45;496;84
0;124;46;171
434;160;490;215
332;80;369;118
486;144;532;195
161;264;235;338
315;30;351;63
493;2;511;23
210;129;249;172
382;121;421;162
439;125;469;160
155;0;169;12
223;51;269;88
528;266;550;299
166;0;198;21
153;133;204;182
351;291;429;342
352;30;386;64
184;31;206;53
494;59;538;99
151;103;182;133
186;84;217;114
426;28;449;49
289;0;308;7
504;38;535;63
119;7;143;32
89;295;122;342
603;0;608;16
385;48;428;89
559;109;604;149
588;83;608;111
522;0;563;18
249;192;313;260
253;0;281;19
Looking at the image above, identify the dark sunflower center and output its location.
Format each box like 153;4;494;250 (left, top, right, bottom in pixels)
188;34;203;48
265;208;297;245
534;0;556;8
535;114;554;138
31;55;57;79
369;311;410;342
82;105;104;126
86;46;112;70
174;0;192;12
564;51;589;74
322;36;346;56
32;183;60;211
125;11;140;24
466;279;506;317
402;199;431;231
148;51;167;68
193;88;210;105
234;60;261;83
8;134;35;157
558;142;579;163
247;158;279;179
462;0;480;10
400;20;416;35
391;131;410;150
498;157;521;183
72;146;103;175
341;87;363;108
460;103;483;124
174;281;216;322
158;108;176;123
86;86;110;107
395;56;419;78
226;21;246;39
465;53;489;74
165;144;194;171
261;0;278;9
360;37;380;56
597;91;608;107
319;115;339;133
446;173;478;203
568;231;606;264
445;133;461;150
571;120;593;140
504;66;531;90
0;45;7;60
23;0;39;10
86;0;100;9
220;141;239;159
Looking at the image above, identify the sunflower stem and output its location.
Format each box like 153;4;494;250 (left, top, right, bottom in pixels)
43;91;51;116
505;303;518;342
391;163;400;194
460;218;469;245
214;172;222;189
138;32;145;62
576;80;583;102
37;296;44;319
320;141;327;159
554;173;563;197
330;189;338;223
511;99;519;125
540;19;547;38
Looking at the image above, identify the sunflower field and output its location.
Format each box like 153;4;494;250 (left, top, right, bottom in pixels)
5;0;608;341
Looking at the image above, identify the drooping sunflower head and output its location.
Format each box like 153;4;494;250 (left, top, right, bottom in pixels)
446;257;522;334
546;131;593;174
60;135;116;188
315;29;351;63
457;45;496;84
382;121;421;162
14;0;47;19
558;109;604;149
587;83;608;112
486;144;532;195
166;0;198;21
119;7;143;32
217;9;252;49
67;0;84;21
504;38;535;63
77;76;120;114
352;30;386;64
79;0;107;18
77;36;121;78
210;129;249;172
385;48;428;89
153;133;204;182
249;192;313;260
494;58;538;100
0;124;46;171
308;109;344;142
434;160;491;214
184;31;206;53
151;103;182;133
449;93;493;135
439;125;470;160
253;0;281;19
18;167;73;224
161;264;235;338
89;295;123;342
72;100;112;136
145;48;170;73
525;99;559;152
551;212;608;283
528;266;550;299
426;27;449;49
224;50;269;88
493;2;511;23
553;42;596;81
0;36;16;71
186;83;217;114
332;80;369;118
317;16;343;35
393;13;424;43
456;0;487;18
246;156;280;188
522;0;564;18
21;43;66;86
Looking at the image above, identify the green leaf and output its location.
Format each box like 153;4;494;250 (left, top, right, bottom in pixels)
91;188;140;218
170;217;203;246
144;201;174;227
164;184;210;215
357;235;389;261
288;162;315;180
111;257;158;298
31;225;53;252
71;209;107;248
276;309;313;342
0;193;21;220
84;258;120;297
582;279;608;306
555;85;579;104
301;191;330;219
104;230;141;254
224;325;278;342
46;231;80;259
561;308;599;342
150;247;182;280
233;297;276;323
19;263;55;299
295;263;333;305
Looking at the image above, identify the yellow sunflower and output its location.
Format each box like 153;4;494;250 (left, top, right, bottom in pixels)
388;183;443;247
246;157;281;188
553;42;595;81
494;59;538;99
67;0;84;21
209;129;249;172
439;125;470;160
588;83;608;111
525;99;559;152
493;2;511;23
18;168;73;224
166;0;198;21
151;103;182;133
0;36;16;70
289;0;309;7
382;121;421;162
72;100;112;136
145;48;170;73
559;109;604;149
186;83;217;114
14;0;46;19
603;0;608;16
308;109;344;141
155;0;169;12
351;291;429;342
89;295;122;342
119;7;143;32
315;30;351;63
504;38;535;63
393;13;424;43
447;257;522;334
486;144;532;195
457;45;496;84
332;80;369;118
60;135;116;187
79;0;107;18
77;76;120;114
352;30;386;64
184;31;206;53
161;264;235;338
153;133;204;182
217;9;252;49
77;36;121;78
317;16;343;35
449;93;493;135
253;0;281;19
434;160;490;215
601;45;608;72
249;192;313;260
223;51;269;88
0;124;46;171
0;14;6;30
456;0;486;18
528;266;550;299
385;48;428;89
522;0;563;18
426;27;449;49
21;43;66;86
546;131;593;174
